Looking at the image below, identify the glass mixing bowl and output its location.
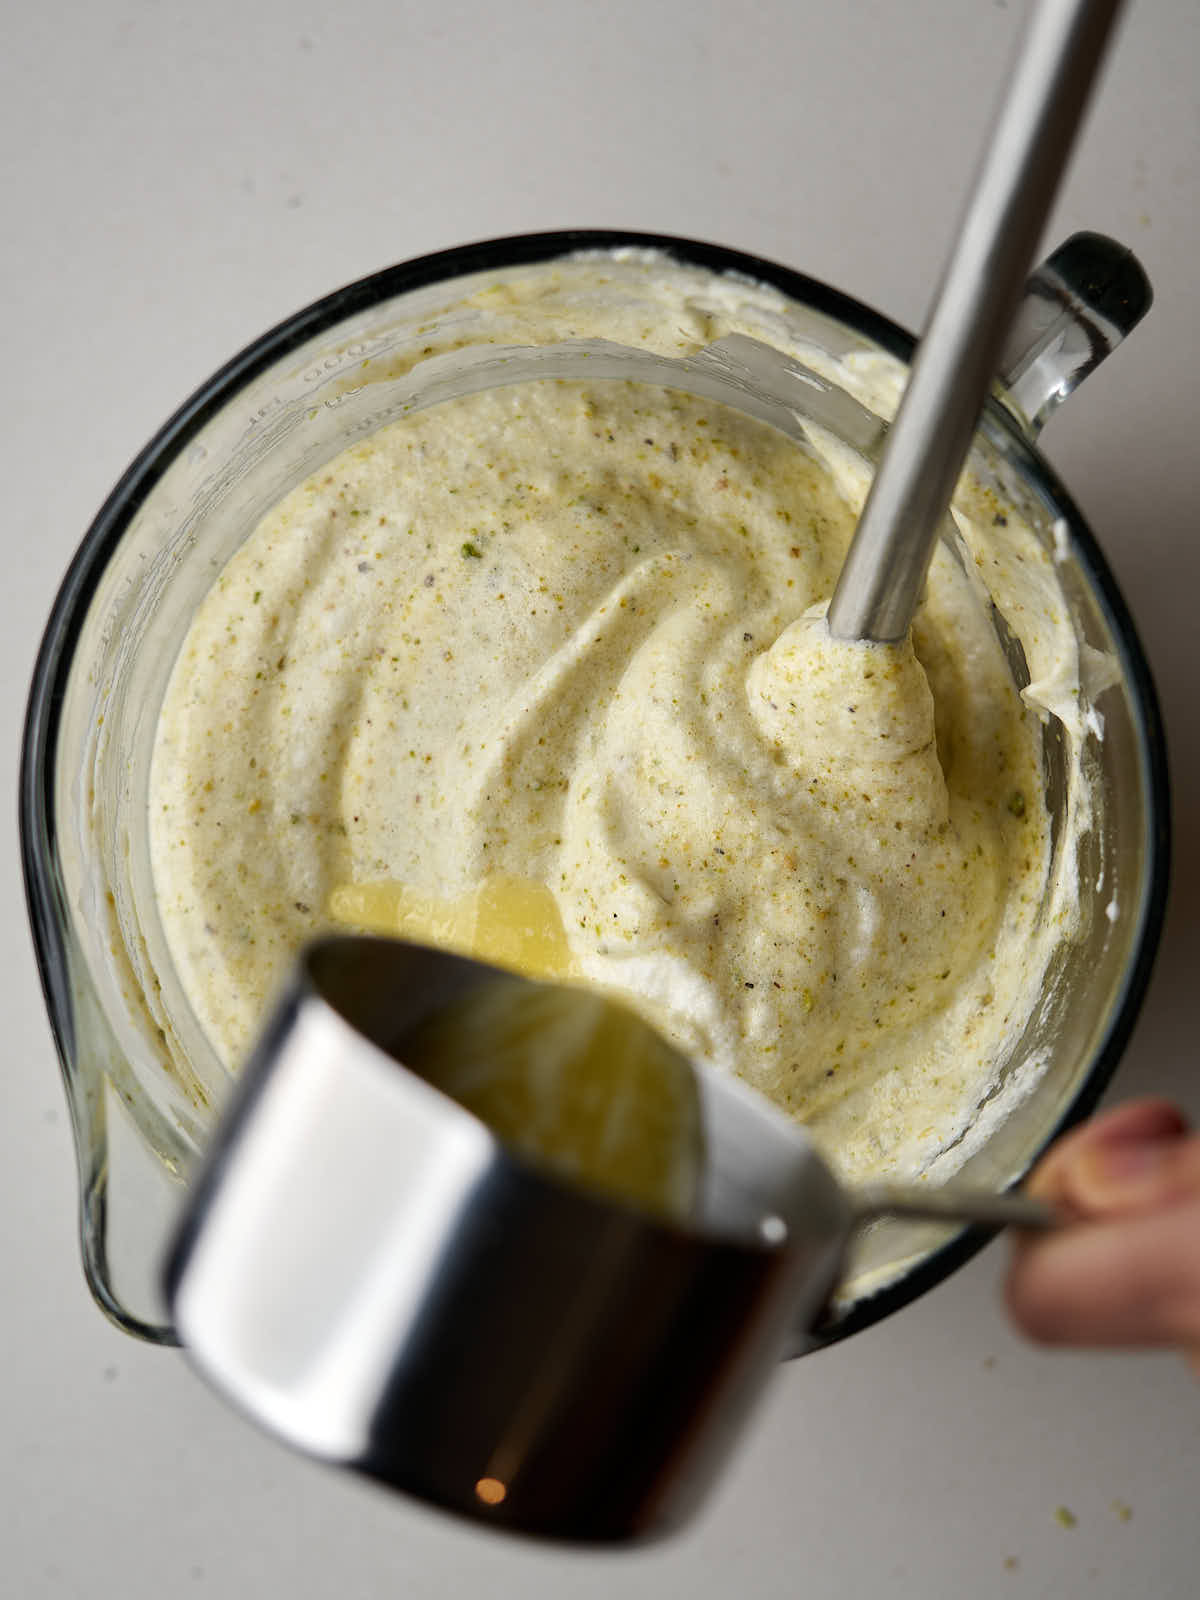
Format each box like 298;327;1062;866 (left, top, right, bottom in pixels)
21;231;1169;1345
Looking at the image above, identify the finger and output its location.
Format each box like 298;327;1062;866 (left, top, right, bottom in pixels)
1061;1128;1200;1220
1028;1099;1188;1197
1026;1099;1189;1207
1007;1196;1200;1350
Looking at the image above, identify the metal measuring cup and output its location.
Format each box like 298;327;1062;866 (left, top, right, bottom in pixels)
165;937;1050;1544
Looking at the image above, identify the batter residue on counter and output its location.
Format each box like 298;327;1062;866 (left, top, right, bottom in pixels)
149;295;1062;1187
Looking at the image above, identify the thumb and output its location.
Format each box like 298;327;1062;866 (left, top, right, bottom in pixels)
1059;1129;1200;1220
1025;1098;1188;1212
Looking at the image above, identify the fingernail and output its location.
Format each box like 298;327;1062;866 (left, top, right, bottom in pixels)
1093;1142;1170;1180
1075;1140;1171;1204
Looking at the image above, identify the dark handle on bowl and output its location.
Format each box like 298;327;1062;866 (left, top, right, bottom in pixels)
998;231;1152;437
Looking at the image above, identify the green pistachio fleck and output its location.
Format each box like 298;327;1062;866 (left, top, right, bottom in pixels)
1007;790;1027;818
252;590;262;603
1054;1506;1077;1530
461;541;483;559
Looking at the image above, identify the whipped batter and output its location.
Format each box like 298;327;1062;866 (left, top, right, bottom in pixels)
148;256;1074;1186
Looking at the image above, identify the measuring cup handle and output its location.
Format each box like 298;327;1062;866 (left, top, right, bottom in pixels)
852;1182;1057;1231
997;231;1152;438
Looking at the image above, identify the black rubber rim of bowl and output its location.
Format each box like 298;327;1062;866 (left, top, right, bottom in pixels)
19;228;1172;1347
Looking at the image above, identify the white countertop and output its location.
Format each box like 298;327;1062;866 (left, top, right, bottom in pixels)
4;2;1199;1594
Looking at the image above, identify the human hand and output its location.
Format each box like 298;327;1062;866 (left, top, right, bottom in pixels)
1005;1098;1200;1374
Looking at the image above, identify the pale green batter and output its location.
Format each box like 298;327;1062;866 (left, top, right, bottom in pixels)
149;365;1053;1185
